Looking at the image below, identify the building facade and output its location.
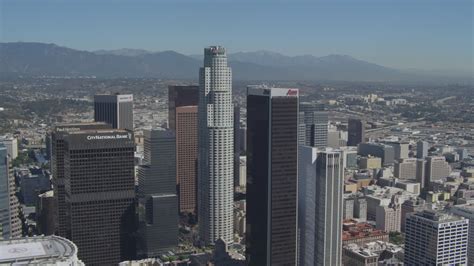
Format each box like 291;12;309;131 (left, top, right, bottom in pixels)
299;102;328;148
64;129;136;265
175;106;198;213
168;85;199;131
405;210;468;265
94;93;134;130
198;46;234;244
0;144;21;239
299;146;343;266
347;118;365;146
246;86;299;266
137;129;178;256
51;122;110;237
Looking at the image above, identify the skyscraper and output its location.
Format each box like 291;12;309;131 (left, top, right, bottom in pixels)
405;210;468;265
51;122;110;237
425;156;451;186
450;204;474;265
246;86;299;266
137;129;178;256
417;140;429;159
198;46;234;244
347;118;365;146
298;147;343;266
94;93;134;130
233;104;241;188
299;102;328;148
0;144;21;239
64;129;135;265
175;106;198;214
168;85;199;131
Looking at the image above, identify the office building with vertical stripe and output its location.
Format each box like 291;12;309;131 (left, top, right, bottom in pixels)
94;94;134;130
298;147;343;266
246;85;299;266
168;85;199;131
64;129;135;265
50;122;110;237
198;46;234;245
137;129;178;256
175;106;198;214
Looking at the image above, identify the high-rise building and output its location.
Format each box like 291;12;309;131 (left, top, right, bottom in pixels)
168;85;199;131
0;144;21;239
450;204;474;265
198;46;234;245
386;142;409;160
298;146;343;266
347;118;365;146
234;104;242;188
358;142;395;166
64;129;135;265
299;102;328;148
1;137;18;160
137;129;178;256
417;140;429;159
401;198;427;232
425;156;451;184
175;106;198;214
376;201;401;232
50;122;110;237
94;93;134;130
36;190;56;236
246;86;299;266
405;210;468;265
394;158;418;180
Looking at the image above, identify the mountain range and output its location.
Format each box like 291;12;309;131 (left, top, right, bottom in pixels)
0;42;471;83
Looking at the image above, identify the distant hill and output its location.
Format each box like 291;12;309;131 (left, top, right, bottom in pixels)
0;42;471;83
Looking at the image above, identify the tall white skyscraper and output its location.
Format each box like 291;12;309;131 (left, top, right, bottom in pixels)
298;146;343;266
198;46;234;244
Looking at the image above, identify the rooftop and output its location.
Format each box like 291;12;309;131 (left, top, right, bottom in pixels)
0;235;83;264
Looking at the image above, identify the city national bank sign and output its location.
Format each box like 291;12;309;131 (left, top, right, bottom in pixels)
86;134;131;140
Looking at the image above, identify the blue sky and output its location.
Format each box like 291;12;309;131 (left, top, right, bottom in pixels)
0;0;472;72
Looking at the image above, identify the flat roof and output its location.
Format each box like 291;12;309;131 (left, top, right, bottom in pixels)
0;235;80;264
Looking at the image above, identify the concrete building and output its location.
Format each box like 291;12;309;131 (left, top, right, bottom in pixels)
198;46;234;245
394;158;417;180
246;86;299;266
386;142;409;160
354;197;368;222
0;144;21;239
340;146;358;170
344;196;355;220
359;156;382;170
175;106;198;214
94;93;134;130
417;140;429;159
51;122;111;237
19;167;50;206
64;129;136;264
168;85;199;131
425;156;451;185
358;142;395;166
299;102;328;148
405;210;468;265
343;241;403;266
238;156;246;189
1;137;18;160
450;204;474;265
0;235;84;265
342;220;389;246
137;129;178;257
299;147;343;266
348;118;365;146
36;190;56;236
375;198;401;232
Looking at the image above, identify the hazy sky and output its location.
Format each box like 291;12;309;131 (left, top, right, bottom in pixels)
1;0;472;72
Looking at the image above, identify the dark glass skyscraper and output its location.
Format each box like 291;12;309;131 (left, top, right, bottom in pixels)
50;122;110;237
94;94;134;130
246;85;299;266
299;102;328;148
347;118;365;146
137;129;178;256
63;129;135;265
